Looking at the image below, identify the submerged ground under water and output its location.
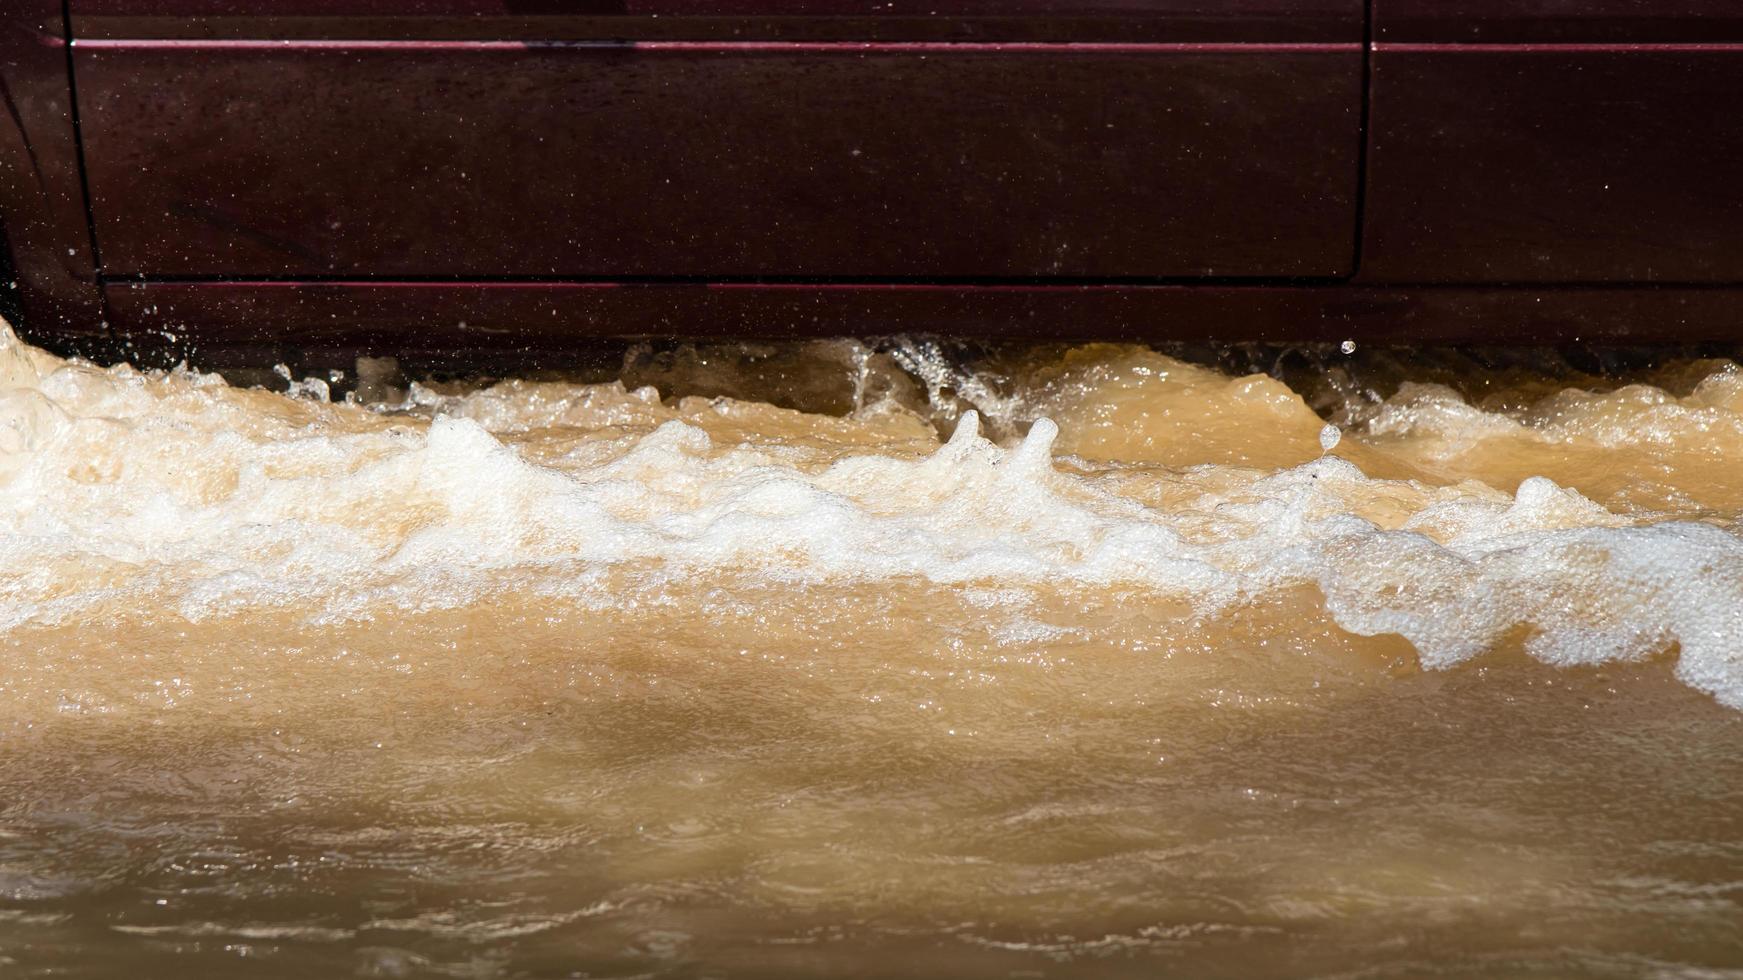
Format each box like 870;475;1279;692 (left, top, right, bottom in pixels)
0;326;1740;977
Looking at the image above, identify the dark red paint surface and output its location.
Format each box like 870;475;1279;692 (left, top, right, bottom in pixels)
76;41;1362;279
69;1;1362;43
1373;1;1743;43
2;0;1741;354
0;2;103;335
106;281;1743;361
1362;44;1743;283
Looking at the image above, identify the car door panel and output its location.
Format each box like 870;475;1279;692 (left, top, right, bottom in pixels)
71;2;1364;280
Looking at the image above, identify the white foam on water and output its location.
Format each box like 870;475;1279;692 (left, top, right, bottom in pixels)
0;325;1740;706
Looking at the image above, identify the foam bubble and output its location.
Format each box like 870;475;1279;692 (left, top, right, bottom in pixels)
0;323;1740;706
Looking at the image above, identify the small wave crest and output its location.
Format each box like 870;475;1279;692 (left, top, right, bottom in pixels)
0;324;1740;705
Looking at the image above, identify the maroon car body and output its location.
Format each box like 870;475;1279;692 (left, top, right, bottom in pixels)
2;1;1741;358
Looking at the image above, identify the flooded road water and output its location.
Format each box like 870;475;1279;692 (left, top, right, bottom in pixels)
1;325;1740;977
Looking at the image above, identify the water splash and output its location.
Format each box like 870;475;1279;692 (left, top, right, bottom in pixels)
0;323;1740;705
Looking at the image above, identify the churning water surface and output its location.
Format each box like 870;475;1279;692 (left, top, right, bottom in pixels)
0;323;1740;978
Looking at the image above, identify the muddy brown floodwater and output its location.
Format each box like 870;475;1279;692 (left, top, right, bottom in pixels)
0;326;1740;978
